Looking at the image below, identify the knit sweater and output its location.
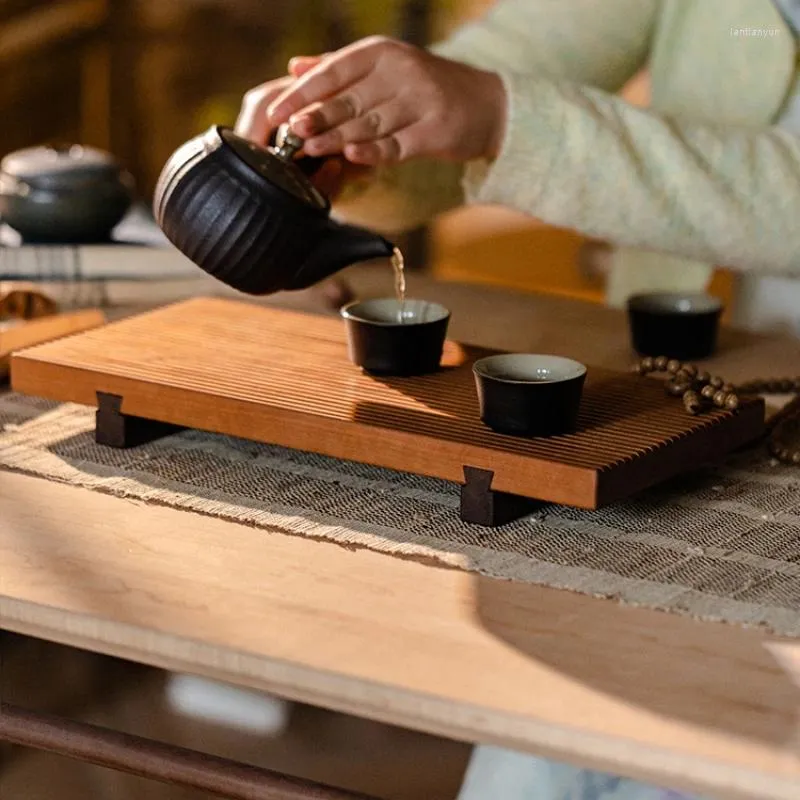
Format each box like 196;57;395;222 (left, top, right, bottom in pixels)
332;0;799;306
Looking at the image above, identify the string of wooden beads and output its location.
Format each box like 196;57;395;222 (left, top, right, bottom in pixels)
634;356;739;414
761;395;800;464
634;355;800;464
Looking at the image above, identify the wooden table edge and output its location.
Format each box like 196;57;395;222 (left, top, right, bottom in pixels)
0;473;794;800
0;597;788;800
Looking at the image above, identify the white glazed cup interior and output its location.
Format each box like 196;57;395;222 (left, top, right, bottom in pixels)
341;298;450;326
627;292;722;315
473;354;587;384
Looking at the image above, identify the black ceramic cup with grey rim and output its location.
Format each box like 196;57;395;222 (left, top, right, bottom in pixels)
627;292;723;361
473;354;587;437
341;297;451;375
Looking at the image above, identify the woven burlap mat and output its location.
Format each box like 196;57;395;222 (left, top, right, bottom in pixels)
3;391;800;636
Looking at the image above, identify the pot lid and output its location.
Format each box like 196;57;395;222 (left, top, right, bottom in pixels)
219;127;327;210
1;144;122;187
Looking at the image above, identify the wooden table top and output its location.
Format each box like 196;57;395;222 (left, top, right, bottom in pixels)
3;267;800;800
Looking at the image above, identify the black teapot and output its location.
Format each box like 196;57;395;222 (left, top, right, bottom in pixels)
153;125;394;295
0;144;135;243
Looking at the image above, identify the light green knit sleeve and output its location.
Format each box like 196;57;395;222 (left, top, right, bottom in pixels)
332;0;658;234
463;72;800;276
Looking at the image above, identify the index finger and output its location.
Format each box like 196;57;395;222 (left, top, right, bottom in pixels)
267;44;376;126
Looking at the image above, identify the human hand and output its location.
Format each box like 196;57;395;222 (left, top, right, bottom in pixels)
264;36;507;166
235;59;369;200
234;55;332;145
235;74;296;147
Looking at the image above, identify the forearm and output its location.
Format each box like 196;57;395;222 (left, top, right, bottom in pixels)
466;71;800;275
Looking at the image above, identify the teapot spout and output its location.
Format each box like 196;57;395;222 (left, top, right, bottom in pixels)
293;221;395;290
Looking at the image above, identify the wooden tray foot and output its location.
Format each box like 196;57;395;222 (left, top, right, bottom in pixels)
96;392;180;448
460;466;540;527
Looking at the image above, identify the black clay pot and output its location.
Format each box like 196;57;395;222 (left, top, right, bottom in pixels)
0;144;135;243
153;125;394;295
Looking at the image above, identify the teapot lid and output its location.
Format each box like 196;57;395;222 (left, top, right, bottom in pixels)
1;144;122;188
219;127;327;210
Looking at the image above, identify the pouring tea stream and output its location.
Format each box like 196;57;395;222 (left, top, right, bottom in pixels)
153;125;401;297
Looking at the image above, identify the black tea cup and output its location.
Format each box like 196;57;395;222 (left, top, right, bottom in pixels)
627;292;723;360
473;354;587;437
341;298;451;376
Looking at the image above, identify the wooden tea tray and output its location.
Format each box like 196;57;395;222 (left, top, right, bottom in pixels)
10;297;765;526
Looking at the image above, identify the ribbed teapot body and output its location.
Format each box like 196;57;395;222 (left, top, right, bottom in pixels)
154;126;339;295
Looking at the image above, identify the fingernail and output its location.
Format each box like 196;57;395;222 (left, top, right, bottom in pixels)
289;114;314;136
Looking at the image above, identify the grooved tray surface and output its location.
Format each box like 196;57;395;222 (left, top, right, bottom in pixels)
10;297;765;508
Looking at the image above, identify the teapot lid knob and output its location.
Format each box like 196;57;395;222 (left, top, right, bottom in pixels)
274;124;304;162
